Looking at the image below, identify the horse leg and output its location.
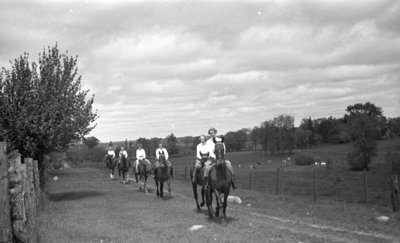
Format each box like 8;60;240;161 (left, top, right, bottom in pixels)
144;176;148;193
206;188;214;218
155;179;160;197
192;183;201;211
214;191;221;217
167;179;171;195
223;191;229;218
200;187;205;207
160;181;164;198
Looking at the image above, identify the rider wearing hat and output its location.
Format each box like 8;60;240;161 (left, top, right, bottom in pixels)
204;127;237;189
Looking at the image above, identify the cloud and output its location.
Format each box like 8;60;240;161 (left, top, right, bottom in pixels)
0;0;399;141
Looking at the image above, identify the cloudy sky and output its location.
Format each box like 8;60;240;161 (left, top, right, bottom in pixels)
1;0;399;142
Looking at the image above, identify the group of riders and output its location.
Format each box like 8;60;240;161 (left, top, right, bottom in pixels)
104;127;237;190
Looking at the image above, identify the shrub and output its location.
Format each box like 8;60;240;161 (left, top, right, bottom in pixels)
347;138;377;171
294;152;315;166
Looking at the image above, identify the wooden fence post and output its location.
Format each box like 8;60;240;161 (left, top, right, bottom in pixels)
0;142;12;243
391;174;399;212
33;160;40;206
275;167;280;195
24;158;38;243
364;169;368;205
313;165;317;202
249;171;252;190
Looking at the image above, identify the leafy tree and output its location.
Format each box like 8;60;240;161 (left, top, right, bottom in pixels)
294;128;311;148
224;129;248;151
83;136;100;150
345;102;384;170
0;44;98;187
387;117;400;137
181;136;193;148
249;126;262;151
191;136;201;151
165;133;179;156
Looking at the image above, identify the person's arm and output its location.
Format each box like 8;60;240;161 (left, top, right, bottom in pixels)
136;150;139;160
112;151;115;158
164;148;169;161
156;149;160;160
143;150;146;159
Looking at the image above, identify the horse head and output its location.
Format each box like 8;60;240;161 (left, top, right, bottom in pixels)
158;153;167;166
213;136;225;166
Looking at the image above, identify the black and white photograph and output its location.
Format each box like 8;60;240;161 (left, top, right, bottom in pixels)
0;0;399;242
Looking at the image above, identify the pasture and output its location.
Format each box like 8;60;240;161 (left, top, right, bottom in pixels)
172;137;400;208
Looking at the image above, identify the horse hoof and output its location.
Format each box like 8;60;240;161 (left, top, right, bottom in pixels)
200;202;205;207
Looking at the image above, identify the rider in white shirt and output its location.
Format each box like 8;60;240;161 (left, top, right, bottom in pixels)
134;143;151;174
192;134;215;183
154;143;174;177
106;146;116;179
204;127;237;189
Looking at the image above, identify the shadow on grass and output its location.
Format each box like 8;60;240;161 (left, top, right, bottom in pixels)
46;190;103;202
161;194;173;201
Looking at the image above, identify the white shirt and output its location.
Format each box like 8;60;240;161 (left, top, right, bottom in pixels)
196;142;215;160
156;148;169;160
136;148;146;160
206;137;226;154
119;150;128;158
107;150;115;158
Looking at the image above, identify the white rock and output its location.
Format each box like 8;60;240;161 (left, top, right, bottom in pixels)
227;196;242;204
189;225;205;231
376;216;389;222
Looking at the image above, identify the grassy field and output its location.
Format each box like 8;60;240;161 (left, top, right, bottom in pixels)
171;137;400;208
38;160;400;242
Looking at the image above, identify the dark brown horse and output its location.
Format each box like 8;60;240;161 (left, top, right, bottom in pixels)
154;153;171;198
206;137;231;218
190;152;209;211
136;159;151;193
105;154;116;178
119;154;131;184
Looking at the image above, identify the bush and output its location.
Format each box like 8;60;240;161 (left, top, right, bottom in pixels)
347;138;377;171
294;152;315;166
347;148;365;171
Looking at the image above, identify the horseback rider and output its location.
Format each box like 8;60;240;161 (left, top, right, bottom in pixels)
192;134;215;183
119;146;130;183
205;127;237;189
134;143;151;174
106;146;116;179
154;143;174;178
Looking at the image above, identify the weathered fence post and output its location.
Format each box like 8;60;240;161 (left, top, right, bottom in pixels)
313;165;317;202
249;171;252;190
0;142;12;243
33;160;40;206
364;168;368;204
24;158;38;243
275;167;280;195
391;174;399;212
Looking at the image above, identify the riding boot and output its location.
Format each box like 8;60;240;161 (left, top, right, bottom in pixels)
170;166;175;178
231;175;237;190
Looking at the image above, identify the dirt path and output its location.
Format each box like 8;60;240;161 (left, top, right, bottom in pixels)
38;166;399;243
